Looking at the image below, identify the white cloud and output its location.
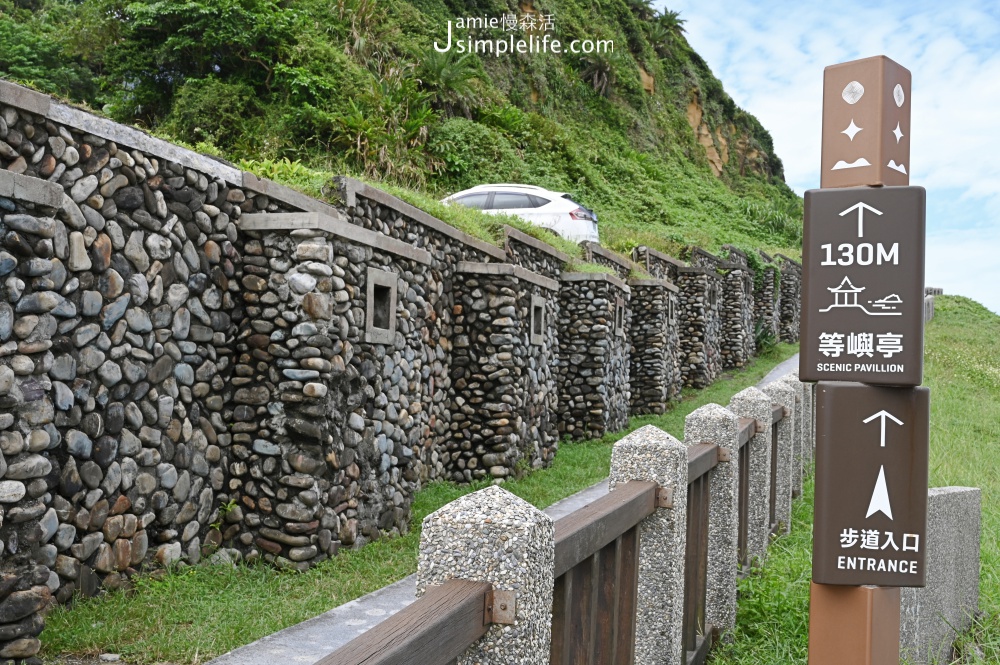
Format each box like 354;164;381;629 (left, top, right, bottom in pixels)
660;0;1000;312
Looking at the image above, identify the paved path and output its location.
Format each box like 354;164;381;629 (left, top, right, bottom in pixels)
207;354;800;665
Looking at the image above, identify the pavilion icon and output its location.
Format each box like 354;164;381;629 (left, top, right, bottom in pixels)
819;276;901;316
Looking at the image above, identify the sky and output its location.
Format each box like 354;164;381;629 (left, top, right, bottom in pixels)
658;0;1000;314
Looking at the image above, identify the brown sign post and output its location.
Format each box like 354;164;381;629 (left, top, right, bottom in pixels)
813;382;929;586
805;55;929;665
800;186;926;386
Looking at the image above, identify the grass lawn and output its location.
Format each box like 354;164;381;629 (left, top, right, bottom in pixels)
42;345;797;664
710;296;1000;664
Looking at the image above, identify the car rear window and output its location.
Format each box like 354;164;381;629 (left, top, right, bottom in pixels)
453;193;489;209
528;195;550;207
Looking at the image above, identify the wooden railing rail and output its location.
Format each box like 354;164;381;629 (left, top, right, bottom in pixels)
315;579;494;665
683;442;720;665
550;480;657;665
553;480;658;577
768;403;787;536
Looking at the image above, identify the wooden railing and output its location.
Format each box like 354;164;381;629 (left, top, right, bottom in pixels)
550;480;657;665
315;578;494;665
683;443;719;665
735;416;756;571
320;400;796;665
769;403;786;536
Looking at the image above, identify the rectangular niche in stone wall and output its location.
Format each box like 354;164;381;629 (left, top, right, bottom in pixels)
709;283;719;307
530;294;546;346
365;268;398;344
667;296;676;324
615;296;625;337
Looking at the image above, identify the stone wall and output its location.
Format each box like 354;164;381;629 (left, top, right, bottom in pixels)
676;268;723;388
330;178;508;484
628;278;680;414
692;248;755;370
446;263;559;481
777;254;801;344
503;226;568;280
752;251;780;343
0;77;804;658
633;246;684;282
557;273;631;439
582;242;634;281
234;215;435;564
0;96;277;599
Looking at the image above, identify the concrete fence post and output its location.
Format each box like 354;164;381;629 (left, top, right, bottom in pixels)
780;374;807;488
728;387;773;567
900;487;982;664
762;380;796;534
416;485;555;665
609;425;688;665
683;404;741;640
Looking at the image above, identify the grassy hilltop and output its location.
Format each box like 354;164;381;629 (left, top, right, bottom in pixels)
0;0;802;261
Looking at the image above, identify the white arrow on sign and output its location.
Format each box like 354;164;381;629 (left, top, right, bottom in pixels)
866;465;893;520
862;409;904;447
839;201;883;238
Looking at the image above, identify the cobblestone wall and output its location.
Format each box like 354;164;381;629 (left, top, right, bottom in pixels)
583;242;633;281
503;226;568;280
0;78;803;658
692;248;755;370
447;265;559;481
557;274;631;439
676;268;723;388
633;246;686;282
628;279;680;414
777;255;802;344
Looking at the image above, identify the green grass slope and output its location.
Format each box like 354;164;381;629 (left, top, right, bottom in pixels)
0;0;802;262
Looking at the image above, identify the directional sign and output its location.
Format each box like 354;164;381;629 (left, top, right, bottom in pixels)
821;55;911;188
799;186;926;386
812;382;929;586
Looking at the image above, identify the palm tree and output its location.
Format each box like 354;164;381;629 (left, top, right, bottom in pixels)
627;0;656;21
417;50;479;118
659;9;686;37
645;21;670;55
580;53;617;98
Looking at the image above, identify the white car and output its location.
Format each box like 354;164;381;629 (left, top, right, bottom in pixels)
441;184;599;243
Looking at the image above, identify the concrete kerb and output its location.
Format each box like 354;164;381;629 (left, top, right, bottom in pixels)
727;387;773;568
761;381;795;534
900;487;982;664
416;485;555;665
609;425;688;665
683;404;741;640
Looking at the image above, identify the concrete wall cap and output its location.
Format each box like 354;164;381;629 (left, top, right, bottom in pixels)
334;177;507;261
677;266;724;280
503;226;572;263
456;261;559;291
627;277;679;293
775;253;803;269
241;212;432;265
0;170;63;208
635;245;687;268
583;241;633;270
560;271;631;294
0;80;50;115
240;172;344;218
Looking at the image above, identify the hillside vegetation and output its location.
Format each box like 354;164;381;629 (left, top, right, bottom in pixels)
0;0;803;262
